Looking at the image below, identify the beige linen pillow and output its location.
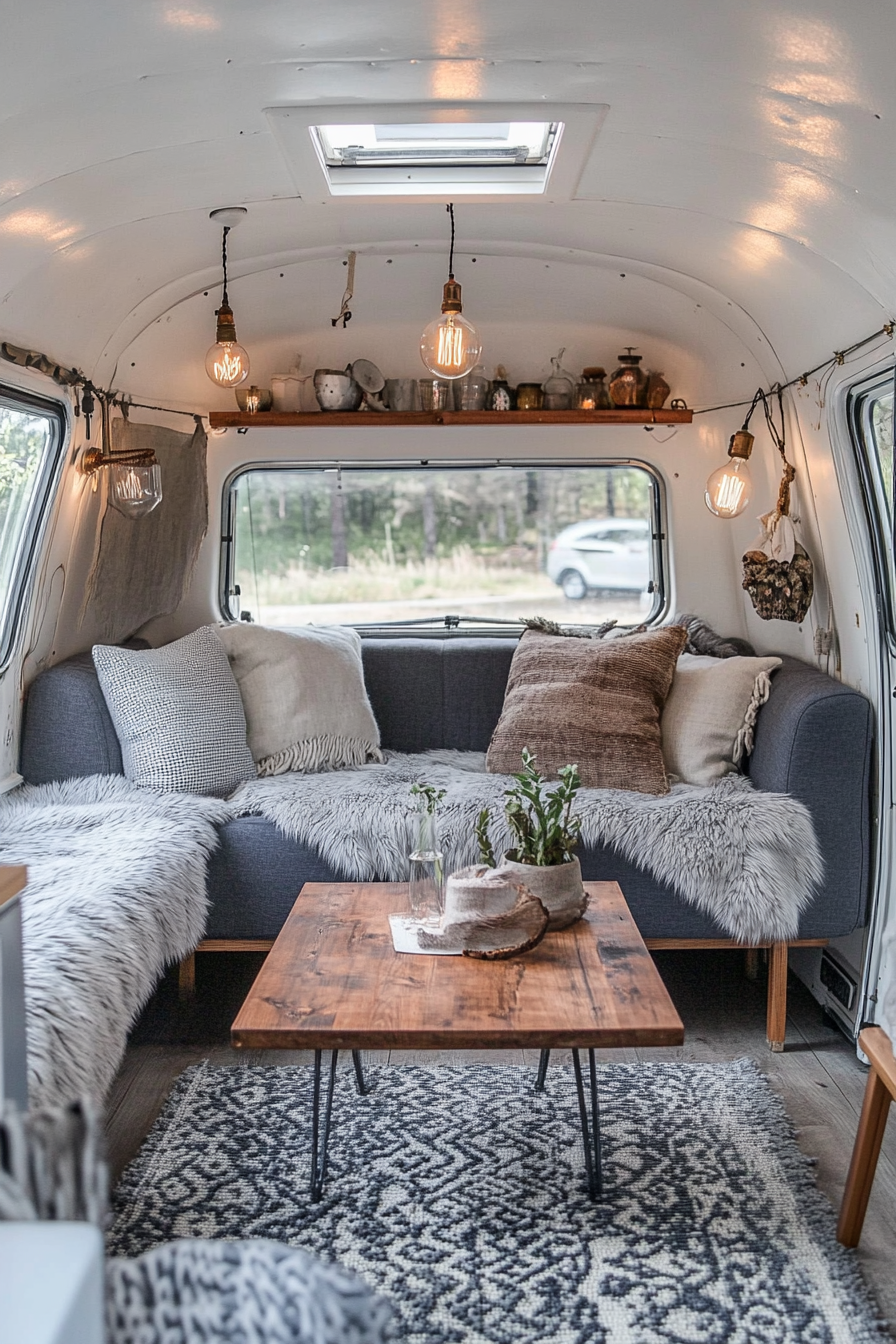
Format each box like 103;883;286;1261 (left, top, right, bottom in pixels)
486;625;687;795
217;623;383;776
661;653;782;785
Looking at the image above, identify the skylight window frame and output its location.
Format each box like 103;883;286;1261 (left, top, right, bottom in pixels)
265;102;608;202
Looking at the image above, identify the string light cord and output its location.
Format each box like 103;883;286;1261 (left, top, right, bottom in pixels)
693;321;895;416
447;203;456;279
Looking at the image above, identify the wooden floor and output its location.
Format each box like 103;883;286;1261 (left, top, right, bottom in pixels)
107;948;896;1334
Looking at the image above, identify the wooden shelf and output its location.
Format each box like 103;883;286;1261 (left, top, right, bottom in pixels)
208;407;693;429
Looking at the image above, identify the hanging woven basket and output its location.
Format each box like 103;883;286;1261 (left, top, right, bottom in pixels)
742;453;814;623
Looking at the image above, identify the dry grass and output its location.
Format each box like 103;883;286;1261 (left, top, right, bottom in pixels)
238;547;556;607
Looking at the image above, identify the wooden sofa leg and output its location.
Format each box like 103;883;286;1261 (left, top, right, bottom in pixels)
837;1065;892;1247
178;953;196;1000
744;948;760;980
767;941;788;1051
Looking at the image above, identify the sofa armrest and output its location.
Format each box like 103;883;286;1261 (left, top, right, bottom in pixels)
747;655;873;938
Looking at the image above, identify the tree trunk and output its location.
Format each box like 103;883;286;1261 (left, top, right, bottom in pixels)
330;475;348;569
422;484;437;559
605;472;616;517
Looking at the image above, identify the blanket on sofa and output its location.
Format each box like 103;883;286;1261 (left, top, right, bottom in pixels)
233;750;823;944
0;776;227;1107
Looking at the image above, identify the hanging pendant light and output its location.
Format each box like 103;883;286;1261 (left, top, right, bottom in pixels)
705;427;754;518
705;392;761;519
205;207;250;388
420;203;482;380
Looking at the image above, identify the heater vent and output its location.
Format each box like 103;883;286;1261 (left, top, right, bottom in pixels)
820;951;857;1012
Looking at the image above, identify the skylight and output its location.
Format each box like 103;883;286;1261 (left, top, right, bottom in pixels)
265;103;607;201
309;120;560;195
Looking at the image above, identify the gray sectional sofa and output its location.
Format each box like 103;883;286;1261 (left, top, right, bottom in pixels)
20;636;874;1048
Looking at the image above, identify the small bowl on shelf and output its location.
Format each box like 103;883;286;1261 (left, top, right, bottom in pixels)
235;386;274;413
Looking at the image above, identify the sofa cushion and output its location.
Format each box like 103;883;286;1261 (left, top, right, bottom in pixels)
92;627;255;796
485;626;687;793
662;653;782;785
218;623;382;775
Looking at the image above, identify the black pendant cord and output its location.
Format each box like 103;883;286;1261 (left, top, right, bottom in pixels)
221;226;231;308
447;202;456;280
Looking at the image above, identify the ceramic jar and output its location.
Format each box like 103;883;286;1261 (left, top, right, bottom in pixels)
609;350;649;407
385;378;421;412
314;368;363;412
496;854;588;931
270;356;307;413
486;365;515;411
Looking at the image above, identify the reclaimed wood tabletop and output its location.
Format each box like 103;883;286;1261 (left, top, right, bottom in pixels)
231;881;684;1052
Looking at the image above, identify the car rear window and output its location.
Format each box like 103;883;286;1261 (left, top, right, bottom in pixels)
222;462;665;633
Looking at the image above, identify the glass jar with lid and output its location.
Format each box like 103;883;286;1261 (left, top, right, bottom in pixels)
609;349;649;408
542;349;576;410
575;367;611;411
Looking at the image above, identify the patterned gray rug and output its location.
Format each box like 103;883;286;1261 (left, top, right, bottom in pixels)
109;1061;887;1344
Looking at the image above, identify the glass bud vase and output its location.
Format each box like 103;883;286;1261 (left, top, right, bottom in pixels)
409;810;445;926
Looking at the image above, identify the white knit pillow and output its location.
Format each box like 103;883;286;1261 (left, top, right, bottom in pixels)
217;623;383;776
93;627;255;796
661;653;782;785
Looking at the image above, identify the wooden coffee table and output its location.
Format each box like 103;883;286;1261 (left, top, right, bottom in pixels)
231;880;684;1201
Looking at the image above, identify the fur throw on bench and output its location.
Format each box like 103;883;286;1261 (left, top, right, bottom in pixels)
233;750;823;945
0;776;227;1108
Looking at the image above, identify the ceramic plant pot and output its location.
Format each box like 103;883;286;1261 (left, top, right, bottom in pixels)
496;854;588;931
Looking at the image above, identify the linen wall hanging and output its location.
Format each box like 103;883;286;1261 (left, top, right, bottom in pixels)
80;419;208;644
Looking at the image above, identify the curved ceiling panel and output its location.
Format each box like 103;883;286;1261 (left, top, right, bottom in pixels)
0;0;893;403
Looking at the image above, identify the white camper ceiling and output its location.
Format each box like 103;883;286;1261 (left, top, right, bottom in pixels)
1;0;895;406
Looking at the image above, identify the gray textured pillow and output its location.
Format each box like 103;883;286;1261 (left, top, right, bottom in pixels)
92;627;255;796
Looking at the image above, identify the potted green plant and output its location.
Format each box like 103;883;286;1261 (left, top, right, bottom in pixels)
476;749;588;931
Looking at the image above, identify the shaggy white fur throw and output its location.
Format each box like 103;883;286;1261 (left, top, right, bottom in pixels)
0;776;227;1108
233;750;823;944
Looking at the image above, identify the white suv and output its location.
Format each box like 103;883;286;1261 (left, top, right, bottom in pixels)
546;517;651;600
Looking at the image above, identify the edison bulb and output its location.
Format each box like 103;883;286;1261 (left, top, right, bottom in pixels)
705;458;752;518
110;462;163;519
206;340;250;388
420;311;482;379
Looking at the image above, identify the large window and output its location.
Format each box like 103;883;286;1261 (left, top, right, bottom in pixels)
848;370;896;641
0;389;63;668
222;463;665;631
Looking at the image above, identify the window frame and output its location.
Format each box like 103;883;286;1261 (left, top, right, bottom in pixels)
847;367;896;652
0;384;66;672
219;457;669;636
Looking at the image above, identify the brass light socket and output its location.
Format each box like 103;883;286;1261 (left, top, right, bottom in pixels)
440;279;463;314
728;429;754;460
215;301;238;344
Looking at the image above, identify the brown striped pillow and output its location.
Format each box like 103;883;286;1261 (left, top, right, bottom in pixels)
486;625;688;794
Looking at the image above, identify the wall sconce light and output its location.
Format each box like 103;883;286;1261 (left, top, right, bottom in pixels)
206;206;250;388
81;392;163;519
420;203;482;379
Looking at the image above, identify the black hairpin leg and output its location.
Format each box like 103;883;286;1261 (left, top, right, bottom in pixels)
351;1049;369;1095
535;1048;551;1092
310;1049;339;1202
572;1048;602;1200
